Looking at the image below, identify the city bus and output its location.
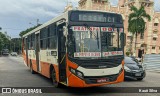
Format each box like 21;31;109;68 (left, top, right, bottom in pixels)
22;10;126;87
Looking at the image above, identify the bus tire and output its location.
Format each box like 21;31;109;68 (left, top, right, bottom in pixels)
51;69;61;88
30;60;36;74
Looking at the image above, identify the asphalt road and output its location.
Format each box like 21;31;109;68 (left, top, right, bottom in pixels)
0;56;160;96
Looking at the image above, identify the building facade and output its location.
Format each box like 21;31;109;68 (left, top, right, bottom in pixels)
77;0;160;56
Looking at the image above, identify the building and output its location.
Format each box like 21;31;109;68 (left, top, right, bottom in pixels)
77;0;160;56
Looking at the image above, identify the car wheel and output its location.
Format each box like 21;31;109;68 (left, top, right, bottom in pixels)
137;78;143;81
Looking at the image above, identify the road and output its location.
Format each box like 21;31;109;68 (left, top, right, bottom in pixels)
0;56;160;96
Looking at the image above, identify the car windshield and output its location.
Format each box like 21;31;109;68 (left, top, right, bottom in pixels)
68;26;124;59
125;57;138;64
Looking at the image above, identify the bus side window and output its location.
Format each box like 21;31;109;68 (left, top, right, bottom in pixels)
48;24;57;49
40;27;48;49
27;35;31;50
31;33;35;50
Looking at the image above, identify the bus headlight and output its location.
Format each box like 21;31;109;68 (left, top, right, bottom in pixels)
70;68;76;74
69;67;84;79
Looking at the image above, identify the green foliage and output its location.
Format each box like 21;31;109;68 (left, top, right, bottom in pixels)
10;38;21;53
0;32;10;51
126;52;130;56
128;6;151;34
128;6;151;52
19;24;41;37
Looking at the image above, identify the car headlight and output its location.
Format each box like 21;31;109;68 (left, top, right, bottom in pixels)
124;66;131;72
138;64;145;71
69;67;84;79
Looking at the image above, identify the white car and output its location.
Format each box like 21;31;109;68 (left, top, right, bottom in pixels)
11;52;18;56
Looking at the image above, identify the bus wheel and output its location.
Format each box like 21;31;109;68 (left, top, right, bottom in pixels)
30;61;36;74
51;69;60;88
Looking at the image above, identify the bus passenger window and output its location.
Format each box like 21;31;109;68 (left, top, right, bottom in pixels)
27;35;31;50
40;27;48;49
48;37;57;49
48;24;57;49
40;39;47;49
31;33;35;49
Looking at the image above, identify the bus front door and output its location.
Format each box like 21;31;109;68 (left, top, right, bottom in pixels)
57;24;67;83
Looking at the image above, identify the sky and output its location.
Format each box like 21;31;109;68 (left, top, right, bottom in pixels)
0;0;159;38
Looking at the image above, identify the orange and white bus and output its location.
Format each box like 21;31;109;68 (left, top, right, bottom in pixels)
22;10;126;87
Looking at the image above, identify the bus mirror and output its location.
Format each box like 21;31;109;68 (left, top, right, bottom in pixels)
67;24;71;29
63;26;68;36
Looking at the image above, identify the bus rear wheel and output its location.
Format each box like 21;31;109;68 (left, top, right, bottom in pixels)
51;69;60;88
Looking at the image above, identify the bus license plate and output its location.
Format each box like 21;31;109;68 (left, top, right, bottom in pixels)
135;73;141;76
97;78;108;83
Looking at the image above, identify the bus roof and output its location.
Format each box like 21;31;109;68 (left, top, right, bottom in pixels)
22;11;68;37
22;10;122;37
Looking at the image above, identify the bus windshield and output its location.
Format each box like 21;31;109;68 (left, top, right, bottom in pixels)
68;26;124;59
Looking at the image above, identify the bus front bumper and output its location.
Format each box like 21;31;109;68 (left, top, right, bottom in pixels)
68;70;124;87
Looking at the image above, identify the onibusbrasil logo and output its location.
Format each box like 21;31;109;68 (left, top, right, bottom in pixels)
1;88;42;94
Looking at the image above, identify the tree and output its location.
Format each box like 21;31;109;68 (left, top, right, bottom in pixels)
0;32;11;52
10;38;21;53
128;6;151;56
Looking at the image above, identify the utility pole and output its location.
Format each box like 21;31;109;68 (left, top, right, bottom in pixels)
29;19;39;27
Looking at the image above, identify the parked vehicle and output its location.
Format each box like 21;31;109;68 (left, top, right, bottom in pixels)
124;57;146;81
11;52;18;56
130;56;142;63
2;49;9;56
